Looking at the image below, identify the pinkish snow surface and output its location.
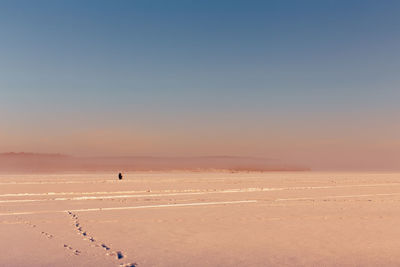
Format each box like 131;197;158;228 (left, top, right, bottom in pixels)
1;171;400;266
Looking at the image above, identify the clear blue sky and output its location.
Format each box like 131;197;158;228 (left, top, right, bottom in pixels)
1;0;399;169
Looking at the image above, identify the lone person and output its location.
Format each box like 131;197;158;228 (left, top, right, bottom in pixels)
118;172;123;180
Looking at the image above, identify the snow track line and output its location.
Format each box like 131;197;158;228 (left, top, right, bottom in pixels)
0;200;257;216
2;182;400;196
276;192;400;201
2;183;400;203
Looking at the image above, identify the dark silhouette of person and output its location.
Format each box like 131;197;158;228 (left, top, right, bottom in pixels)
118;172;123;180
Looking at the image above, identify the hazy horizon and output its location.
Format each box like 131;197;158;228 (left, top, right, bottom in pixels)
0;152;311;173
1;0;399;171
1;152;399;172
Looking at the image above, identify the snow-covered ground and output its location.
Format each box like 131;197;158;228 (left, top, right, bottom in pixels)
1;171;400;266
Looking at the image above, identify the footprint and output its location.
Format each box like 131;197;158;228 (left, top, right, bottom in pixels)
63;244;81;255
41;231;54;239
116;251;124;259
67;211;128;262
101;244;110;250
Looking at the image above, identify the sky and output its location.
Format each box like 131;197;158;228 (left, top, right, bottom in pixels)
0;0;399;170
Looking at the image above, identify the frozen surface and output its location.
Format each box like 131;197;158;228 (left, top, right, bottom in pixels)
1;171;400;266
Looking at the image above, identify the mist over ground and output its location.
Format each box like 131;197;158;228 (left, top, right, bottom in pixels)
0;153;309;173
